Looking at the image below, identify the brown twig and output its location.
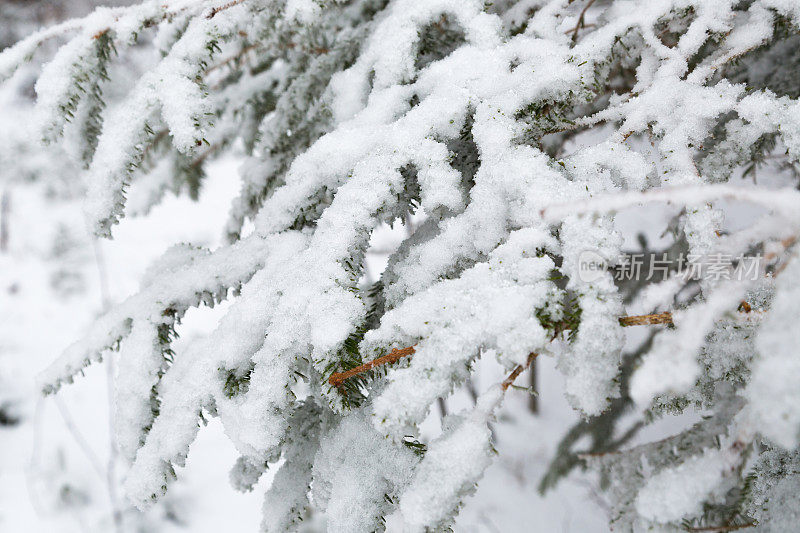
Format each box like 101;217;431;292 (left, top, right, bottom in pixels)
564;23;596;35
327;312;674;388
207;0;246;19
502;353;538;391
279;41;331;56
618;312;673;326
765;237;795;262
571;0;598;44
328;346;416;387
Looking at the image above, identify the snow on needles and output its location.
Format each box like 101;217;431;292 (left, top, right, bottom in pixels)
7;0;800;530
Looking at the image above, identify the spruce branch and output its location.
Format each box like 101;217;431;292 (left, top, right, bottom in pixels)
12;1;800;529
328;312;673;388
329;346;417;387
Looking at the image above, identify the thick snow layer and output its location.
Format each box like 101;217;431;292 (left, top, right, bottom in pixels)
6;0;800;530
746;250;800;450
635;448;728;523
0;159;612;532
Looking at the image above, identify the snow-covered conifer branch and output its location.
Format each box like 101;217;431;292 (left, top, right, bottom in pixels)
7;0;800;529
328;311;674;387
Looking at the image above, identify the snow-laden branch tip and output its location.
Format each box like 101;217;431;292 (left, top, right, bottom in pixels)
541;185;800;225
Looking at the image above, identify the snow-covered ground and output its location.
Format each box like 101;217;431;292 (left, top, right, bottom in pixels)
0;155;624;532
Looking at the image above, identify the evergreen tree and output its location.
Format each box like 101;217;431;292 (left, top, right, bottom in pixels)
3;0;800;530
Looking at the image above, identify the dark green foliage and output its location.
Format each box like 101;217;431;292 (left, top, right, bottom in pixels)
42;28;116;157
516;97;578;139
446;111;479;198
401;436;428;457
534;292;582;343
222;365;254;398
724;18;800;99
143;310;180;438
226;25;366;241
323;281;387;408
415;14;466;71
75;32;115;166
173;150;207;200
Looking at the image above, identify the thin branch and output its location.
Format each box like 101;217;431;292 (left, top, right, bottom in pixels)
328;346;416;387
528;357;538;413
24;399;46;516
618;312;672;326
54;397;106;481
190;142;219;168
92;239;112;309
502;353;538;391
564;23;596;35
93;239;123;533
684;522;757;532
539;185;800;224
571;0;597;44
207;0;246;19
328;312;673;387
106;358;123;533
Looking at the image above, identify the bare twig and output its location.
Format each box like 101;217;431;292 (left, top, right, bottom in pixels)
24;399;46;516
571;0;597;44
502;353;538;391
207;0;246;19
564;22;596;34
618;312;673;326
92;239;111;309
528;357;538;413
190;143;219;169
54;397;106;480
328;346;416;387
437;397;447;418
